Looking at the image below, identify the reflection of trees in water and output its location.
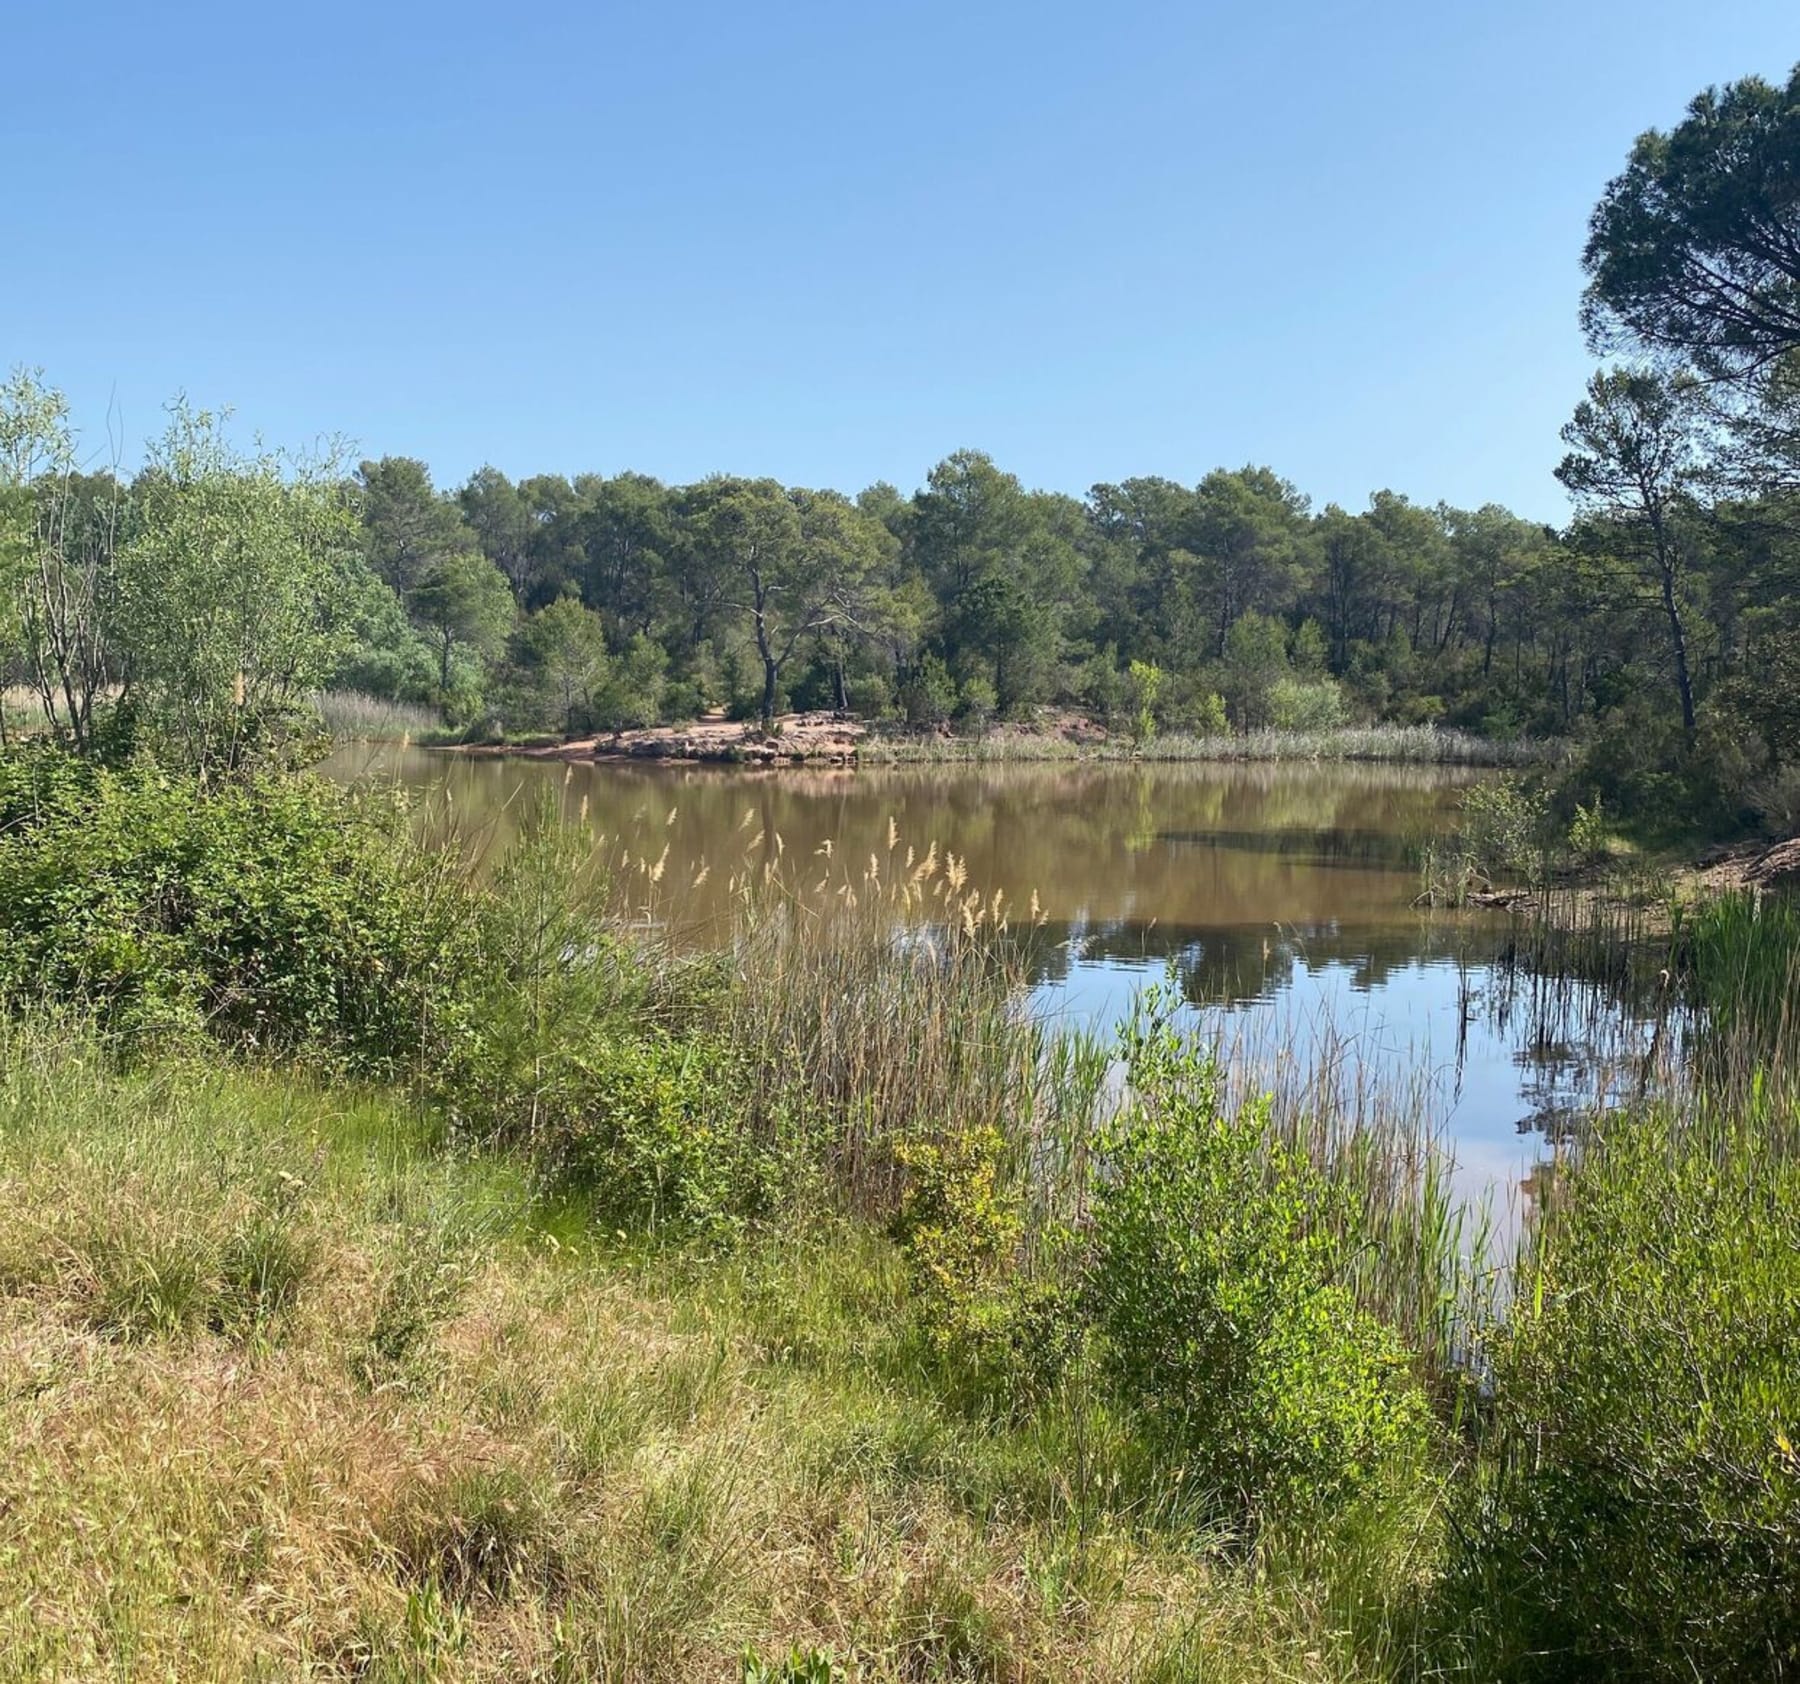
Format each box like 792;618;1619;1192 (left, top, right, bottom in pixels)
341;749;1487;940
1018;918;1507;1008
1483;959;1683;1138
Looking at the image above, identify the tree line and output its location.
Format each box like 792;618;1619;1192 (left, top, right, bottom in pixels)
4;63;1798;829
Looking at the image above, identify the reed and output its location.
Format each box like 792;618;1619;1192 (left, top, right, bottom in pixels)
311;688;442;742
858;722;1555;768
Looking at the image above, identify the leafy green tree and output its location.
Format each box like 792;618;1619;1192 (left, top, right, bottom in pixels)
508;596;610;734
593;632;668;733
572;472;672;638
1125;659;1164;746
0;369;125;752
408;548;515;700
1221;611;1291;729
121;402;361;773
1583;64;1800;386
1185;467;1311;655
357;457;471;596
457;465;531;593
911;452;1080;711
686;479;881;731
1557;368;1712;732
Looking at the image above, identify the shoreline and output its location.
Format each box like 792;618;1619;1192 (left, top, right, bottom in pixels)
434;711;1554;771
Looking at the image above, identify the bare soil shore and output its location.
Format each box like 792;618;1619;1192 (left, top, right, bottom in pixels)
451;708;1109;766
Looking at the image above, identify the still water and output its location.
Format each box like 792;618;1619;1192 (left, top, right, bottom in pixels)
320;745;1653;1204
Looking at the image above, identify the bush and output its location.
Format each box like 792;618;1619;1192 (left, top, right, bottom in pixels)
1463;1115;1800;1680
554;1031;768;1233
1087;999;1430;1525
0;755;479;1069
1268;675;1347;731
900;656;957;728
892;1122;1074;1401
1458;776;1551;882
955;674;998;729
843;672;892;719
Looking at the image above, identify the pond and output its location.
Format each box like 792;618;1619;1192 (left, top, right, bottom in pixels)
320;745;1659;1206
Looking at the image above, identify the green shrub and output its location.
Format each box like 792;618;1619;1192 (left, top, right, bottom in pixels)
1566;792;1609;862
892;1122;1075;1401
1268;675;1347;731
1463;1115;1800;1680
843;671;892;720
0;755;479;1070
563;1031;768;1232
1087;998;1430;1526
1458;776;1551;883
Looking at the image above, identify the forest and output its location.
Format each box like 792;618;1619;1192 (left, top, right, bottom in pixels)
6;63;1800;838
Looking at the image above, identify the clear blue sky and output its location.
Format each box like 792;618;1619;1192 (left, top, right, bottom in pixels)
5;1;1794;521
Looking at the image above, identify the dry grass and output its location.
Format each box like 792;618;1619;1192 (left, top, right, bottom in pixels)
857;723;1552;769
0;1024;1400;1683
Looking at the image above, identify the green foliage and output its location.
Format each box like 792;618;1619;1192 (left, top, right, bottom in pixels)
955;672;998;727
1566;792;1609;862
592;630;669;732
1464;1114;1800;1680
900;654;958;727
407;548;515;702
892;1123;1074;1400
1125;658;1164;747
1457;776;1551;883
504;595;610;734
1221;610;1292;729
120;402;363;774
1267;674;1346;731
1087;996;1431;1524
1582;63;1800;386
740;1647;835;1684
0;756;478;1069
1672;889;1800;1068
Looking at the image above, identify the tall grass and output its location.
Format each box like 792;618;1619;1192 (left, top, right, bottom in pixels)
600;821;1494;1393
6;750;1795;1678
0;1012;1423;1682
858;722;1554;768
312;688;442;742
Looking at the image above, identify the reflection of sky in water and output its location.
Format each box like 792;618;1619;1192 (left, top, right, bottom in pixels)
1031;938;1667;1208
319;748;1671;1209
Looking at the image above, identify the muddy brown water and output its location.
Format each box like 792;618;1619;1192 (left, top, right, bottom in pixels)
320;746;1660;1204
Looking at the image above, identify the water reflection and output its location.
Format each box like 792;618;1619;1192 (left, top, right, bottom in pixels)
318;746;1662;1203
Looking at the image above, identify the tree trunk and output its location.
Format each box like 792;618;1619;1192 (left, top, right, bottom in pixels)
760;658;778;734
1660;562;1697;734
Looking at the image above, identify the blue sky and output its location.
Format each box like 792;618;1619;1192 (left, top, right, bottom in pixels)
5;1;1794;520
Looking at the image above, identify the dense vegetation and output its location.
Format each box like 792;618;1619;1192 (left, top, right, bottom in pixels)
6;70;1800;833
1;763;1795;1679
1;51;1799;1684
